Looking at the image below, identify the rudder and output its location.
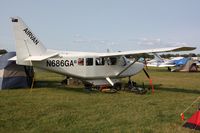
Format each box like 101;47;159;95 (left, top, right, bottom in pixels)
11;17;46;65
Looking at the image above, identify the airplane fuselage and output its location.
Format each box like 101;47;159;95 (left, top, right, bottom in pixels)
33;54;144;85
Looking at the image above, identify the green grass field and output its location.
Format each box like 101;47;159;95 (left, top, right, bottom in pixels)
0;68;200;133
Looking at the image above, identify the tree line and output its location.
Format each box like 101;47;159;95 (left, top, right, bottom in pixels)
0;49;7;55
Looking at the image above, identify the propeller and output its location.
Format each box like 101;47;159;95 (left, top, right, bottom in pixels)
143;68;150;79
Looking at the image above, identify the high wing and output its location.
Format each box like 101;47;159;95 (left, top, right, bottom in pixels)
99;46;196;57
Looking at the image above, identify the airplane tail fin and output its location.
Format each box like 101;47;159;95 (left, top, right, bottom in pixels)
11;17;47;65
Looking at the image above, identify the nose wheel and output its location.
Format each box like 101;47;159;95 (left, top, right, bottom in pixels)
113;82;122;91
128;76;136;90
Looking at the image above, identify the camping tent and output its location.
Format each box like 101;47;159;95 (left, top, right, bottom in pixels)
183;109;200;130
0;52;34;90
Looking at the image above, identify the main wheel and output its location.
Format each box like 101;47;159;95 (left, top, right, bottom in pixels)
113;82;122;91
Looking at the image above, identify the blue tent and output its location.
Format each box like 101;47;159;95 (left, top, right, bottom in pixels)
0;52;34;90
174;58;189;66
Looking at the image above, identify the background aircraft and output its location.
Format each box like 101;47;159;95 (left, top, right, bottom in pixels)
10;17;196;89
147;53;199;72
147;53;184;67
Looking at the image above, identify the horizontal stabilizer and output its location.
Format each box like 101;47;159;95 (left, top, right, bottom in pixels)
25;52;58;61
9;56;17;61
9;51;58;61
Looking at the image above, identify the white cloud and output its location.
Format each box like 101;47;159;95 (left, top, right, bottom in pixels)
134;38;162;46
167;42;188;47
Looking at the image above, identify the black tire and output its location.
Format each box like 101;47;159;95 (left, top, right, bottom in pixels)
113;82;122;91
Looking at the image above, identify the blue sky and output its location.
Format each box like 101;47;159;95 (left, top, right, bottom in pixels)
0;0;200;53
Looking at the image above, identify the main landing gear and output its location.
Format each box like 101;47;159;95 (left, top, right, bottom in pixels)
83;78;147;94
84;83;93;92
84;83;118;93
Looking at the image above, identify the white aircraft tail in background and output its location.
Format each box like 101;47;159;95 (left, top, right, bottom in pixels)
10;16;196;89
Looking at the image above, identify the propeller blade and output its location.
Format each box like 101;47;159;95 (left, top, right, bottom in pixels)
143;68;150;79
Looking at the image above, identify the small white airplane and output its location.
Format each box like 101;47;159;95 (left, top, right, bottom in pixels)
10;17;196;89
147;53;184;67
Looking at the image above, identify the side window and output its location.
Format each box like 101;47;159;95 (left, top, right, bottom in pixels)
96;58;105;66
107;57;117;65
110;57;117;65
86;58;93;66
78;58;84;66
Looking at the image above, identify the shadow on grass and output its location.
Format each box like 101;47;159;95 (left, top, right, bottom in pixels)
34;81;200;95
34;81;62;88
153;84;200;94
34;81;100;94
